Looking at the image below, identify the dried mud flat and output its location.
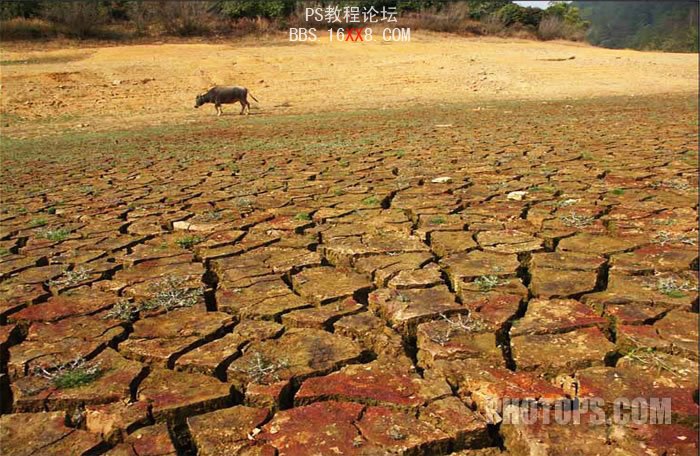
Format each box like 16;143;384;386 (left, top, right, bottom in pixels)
1;37;699;456
0;34;698;138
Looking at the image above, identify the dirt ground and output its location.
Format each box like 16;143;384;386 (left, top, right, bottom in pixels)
1;32;697;138
0;34;698;456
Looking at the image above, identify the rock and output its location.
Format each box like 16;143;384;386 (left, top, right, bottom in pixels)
86;401;151;444
188;406;270;456
9;287;120;323
227;328;363;390
369;286;466;337
0;412;103;456
12;348;144;412
430;231;478;257
281;297;364;329
506;191;527;201
8;314;125;380
441;251;520;288
258;401;367;454
137;368;233;421
126;423;177;456
176;320;284;375
509;298;607;337
295;360;450;410
119;307;234;367
356;405;451;454
511;327;616;374
416;318;501;369
292;266;371;304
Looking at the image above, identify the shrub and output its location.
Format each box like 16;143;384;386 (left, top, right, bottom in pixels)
152;2;213;36
213;0;295;20
537;16;585;41
34;358;103;389
41;1;109;38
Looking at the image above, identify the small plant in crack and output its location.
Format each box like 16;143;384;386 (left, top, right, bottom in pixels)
236;197;253;208
623;335;682;377
560;212;595;228
294;212;311;221
430;313;486;346
48;267;91;287
555;198;578;208
102;299;139;322
141;276;203;312
651;179;691;191
200;210;222;221
39;227;71;242
653;231;697;246
473;275;506;292
396;292;411;303
33;357;103;389
656;277;693;299
29;217;48;228
234;352;289;384
362;196;380;206
388;425;406;441
176;235;203;249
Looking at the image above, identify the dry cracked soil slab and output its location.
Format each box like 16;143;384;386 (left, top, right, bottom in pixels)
0;93;697;455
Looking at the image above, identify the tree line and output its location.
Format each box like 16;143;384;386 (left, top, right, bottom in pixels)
0;1;696;52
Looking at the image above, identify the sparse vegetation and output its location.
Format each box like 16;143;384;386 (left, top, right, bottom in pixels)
429;313;487;346
234;351;289;384
362;196;380;206
388;425;407;441
623;335;683;377
33;357;103;389
176;235;203;249
48;267;90;287
141;276;203;312
656;276;693;299
653;231;697;246
556;198;578;208
201;210;222;221
102;299;139;322
236;197;253;208
429;216;446;225
40;227;70;241
610;188;625;196
473;275;506;291
294;212;311;221
560;212;595;228
29;217;47;227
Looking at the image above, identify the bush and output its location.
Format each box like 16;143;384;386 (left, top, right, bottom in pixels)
41;0;109;38
0;1;41;20
152;1;213;36
497;3;543;28
0;17;55;41
538;16;585;41
213;0;295;20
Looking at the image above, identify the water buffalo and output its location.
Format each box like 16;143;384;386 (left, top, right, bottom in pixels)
194;86;259;116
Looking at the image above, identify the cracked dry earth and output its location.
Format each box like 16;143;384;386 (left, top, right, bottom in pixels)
0;94;698;456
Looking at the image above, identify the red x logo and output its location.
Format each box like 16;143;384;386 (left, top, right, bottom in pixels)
345;27;365;42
